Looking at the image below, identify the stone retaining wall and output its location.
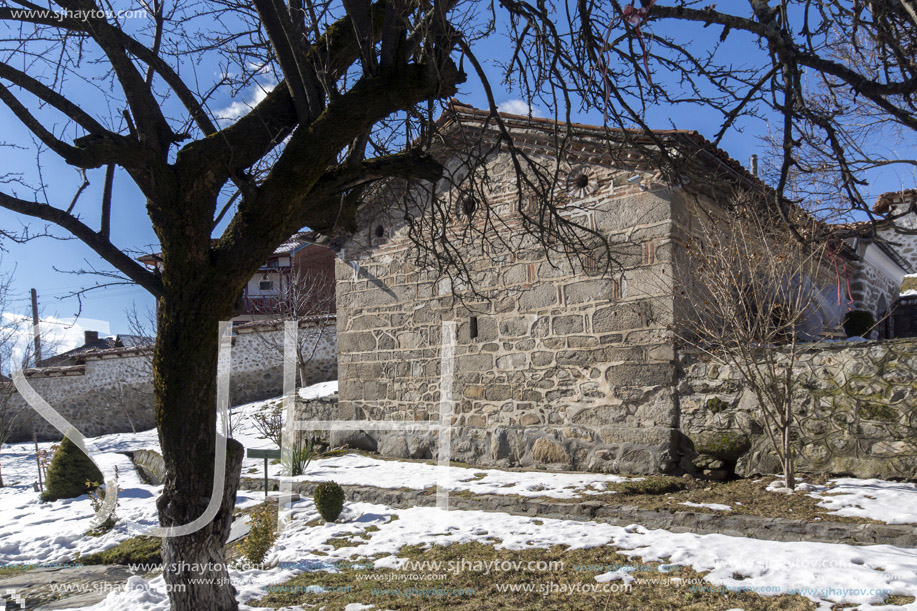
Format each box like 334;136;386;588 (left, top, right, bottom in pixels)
129;449;166;485
679;338;917;479
5;319;337;442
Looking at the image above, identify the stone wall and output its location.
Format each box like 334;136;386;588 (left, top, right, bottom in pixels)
849;253;901;328
679;338;917;479
336;136;683;474
877;193;917;271
5;319;337;442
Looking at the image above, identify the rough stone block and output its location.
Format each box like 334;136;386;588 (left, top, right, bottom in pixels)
553;315;584;335
564;279;615;305
593;305;644;333
605;363;674;387
531;437;570;464
518;284;557;310
500;318;531;337
457;354;494;371
338;331;376;353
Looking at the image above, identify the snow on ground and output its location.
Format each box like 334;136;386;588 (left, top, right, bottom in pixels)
0;442;161;564
4;381;917;610
78;497;917;610
297;380;338;400
0;382;623;567
809;478;917;525
265;452;627;498
766;478;917;525
679;501;731;512
231;385;630;499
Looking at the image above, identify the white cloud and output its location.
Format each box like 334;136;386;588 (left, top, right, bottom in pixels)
1;313;111;369
214;80;277;124
497;99;540;117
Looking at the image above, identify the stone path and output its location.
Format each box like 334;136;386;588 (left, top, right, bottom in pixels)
0;515;251;610
0;565;138;609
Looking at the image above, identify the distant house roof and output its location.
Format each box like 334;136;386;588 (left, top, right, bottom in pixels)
37;332;153;368
274;231;320;254
137;231;320;267
874;189;917;214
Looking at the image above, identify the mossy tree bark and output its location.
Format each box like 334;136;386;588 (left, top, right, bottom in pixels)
153;269;243;609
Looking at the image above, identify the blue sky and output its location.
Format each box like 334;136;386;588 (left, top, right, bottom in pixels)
1;7;914;344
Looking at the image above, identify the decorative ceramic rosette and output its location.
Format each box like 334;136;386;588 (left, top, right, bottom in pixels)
565;165;598;199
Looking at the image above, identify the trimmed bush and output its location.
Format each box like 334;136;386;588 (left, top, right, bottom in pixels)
843;309;876;338
242;502;278;565
314;481;345;522
40;433;104;502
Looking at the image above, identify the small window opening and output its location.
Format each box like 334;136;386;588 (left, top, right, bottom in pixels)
259;280;274;291
470;316;479;340
460;193;477;218
374;225;385;238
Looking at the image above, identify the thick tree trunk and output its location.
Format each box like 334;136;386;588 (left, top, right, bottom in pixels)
154;288;242;610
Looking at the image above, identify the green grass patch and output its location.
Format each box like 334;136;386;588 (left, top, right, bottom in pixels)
0;564;29;578
77;536;161;566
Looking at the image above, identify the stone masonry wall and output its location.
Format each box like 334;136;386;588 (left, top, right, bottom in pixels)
849;255;901;325
336;137;683;474
679;338;917;479
5;320;337;442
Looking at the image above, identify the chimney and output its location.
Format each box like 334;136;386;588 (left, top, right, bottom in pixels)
84;330;99;344
749;154;759;177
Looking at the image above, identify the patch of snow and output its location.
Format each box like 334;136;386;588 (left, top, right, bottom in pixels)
297;381;338;400
765;480;821;495
7;392;917;611
594;566;635;586
679;502;731;512
810;478;917;525
271;453;628;499
0;446;160;564
266;501;917;610
46;493;917;610
79;566;300;611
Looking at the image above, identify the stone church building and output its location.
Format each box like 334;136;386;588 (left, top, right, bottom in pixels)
329;101;917;477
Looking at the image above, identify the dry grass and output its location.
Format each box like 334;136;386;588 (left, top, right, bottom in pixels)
599;476;881;524
251;451;881;524
254;541;820;610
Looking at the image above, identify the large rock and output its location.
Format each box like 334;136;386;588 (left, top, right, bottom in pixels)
692;431;751;462
329;429;377;452
531;437;570;464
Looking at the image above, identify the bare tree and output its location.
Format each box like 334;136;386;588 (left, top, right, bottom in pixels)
0;0;914;606
0;267;56;486
246;268;335;387
672;196;832;490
